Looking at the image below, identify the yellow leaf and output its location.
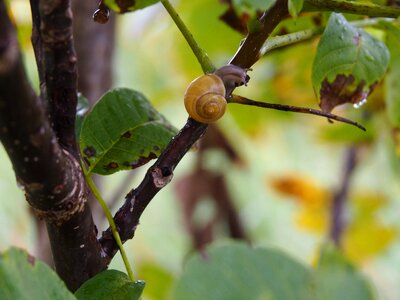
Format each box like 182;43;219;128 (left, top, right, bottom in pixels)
295;206;329;233
352;192;387;217
270;174;331;232
392;128;400;156
342;192;396;263
270;174;329;207
343;220;396;264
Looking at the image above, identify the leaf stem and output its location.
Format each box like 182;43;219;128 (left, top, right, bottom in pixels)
261;18;395;55
160;0;215;73
261;28;323;54
304;0;400;18
84;168;135;281
229;95;366;131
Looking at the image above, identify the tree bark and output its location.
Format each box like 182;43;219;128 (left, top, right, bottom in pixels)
1;0;108;291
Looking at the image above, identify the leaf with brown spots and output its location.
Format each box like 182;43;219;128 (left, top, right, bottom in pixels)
312;13;389;113
80;88;177;175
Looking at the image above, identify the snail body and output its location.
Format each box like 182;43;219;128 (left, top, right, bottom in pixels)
184;65;249;123
214;64;250;96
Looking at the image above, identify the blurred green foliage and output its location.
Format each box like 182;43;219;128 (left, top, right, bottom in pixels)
2;1;400;300
173;242;376;300
0;248;75;299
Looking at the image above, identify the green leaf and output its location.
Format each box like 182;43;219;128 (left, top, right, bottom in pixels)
382;21;400;127
104;0;159;13
75;270;145;300
288;0;304;17
173;242;313;300
0;247;76;300
173;241;376;300
313;244;376;300
312;13;389;113
80;88;177;175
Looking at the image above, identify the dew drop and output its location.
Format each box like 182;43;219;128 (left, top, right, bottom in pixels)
336;18;344;25
353;98;367;109
365;51;375;61
93;5;110;24
16;180;25;192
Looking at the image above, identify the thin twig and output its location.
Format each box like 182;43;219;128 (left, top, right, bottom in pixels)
330;146;359;246
304;0;400;18
229;95;366;131
261;18;395;55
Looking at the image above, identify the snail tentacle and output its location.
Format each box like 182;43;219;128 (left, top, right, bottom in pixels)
214;64;250;97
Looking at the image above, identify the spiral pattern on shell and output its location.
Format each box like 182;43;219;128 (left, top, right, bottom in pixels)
184;74;227;123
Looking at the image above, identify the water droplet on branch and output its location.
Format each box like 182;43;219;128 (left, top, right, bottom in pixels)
93;2;110;24
353;98;367;109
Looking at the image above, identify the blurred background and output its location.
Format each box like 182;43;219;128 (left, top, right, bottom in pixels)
2;0;400;299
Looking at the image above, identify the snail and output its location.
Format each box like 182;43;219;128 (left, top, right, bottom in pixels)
184;66;366;130
184;65;249;123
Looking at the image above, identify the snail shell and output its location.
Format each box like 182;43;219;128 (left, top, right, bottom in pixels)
184;74;226;123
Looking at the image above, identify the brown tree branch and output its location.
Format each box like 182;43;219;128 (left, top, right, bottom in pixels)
1;0;72;219
99;0;290;262
100;118;208;260
0;1;107;291
229;0;289;68
37;0;79;156
46;203;106;291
